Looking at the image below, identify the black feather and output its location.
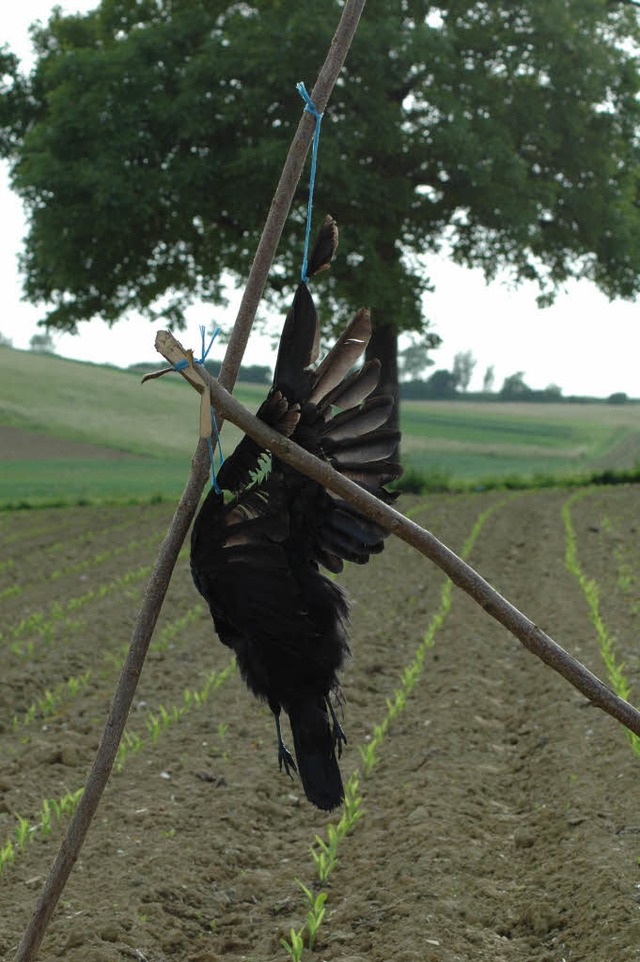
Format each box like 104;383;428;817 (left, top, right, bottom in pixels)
190;217;401;812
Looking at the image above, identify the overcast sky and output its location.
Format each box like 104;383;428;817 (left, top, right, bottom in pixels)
2;1;639;398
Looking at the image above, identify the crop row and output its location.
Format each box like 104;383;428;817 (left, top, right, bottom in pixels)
9;600;207;736
0;508;145;551
0;531;161;601
562;489;640;757
0;512;142;564
2;560;158;658
0;494;437;889
282;496;510;960
0;658;237;878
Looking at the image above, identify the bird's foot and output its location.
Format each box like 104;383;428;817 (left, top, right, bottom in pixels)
278;741;298;779
327;698;348;758
275;711;297;778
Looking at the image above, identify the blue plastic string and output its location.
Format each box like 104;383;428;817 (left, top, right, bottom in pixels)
296;81;324;283
172;325;225;493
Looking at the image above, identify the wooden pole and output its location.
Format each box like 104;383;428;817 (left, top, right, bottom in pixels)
156;332;640;743
13;3;367;959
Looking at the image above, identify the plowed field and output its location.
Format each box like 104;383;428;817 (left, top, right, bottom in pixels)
1;486;640;962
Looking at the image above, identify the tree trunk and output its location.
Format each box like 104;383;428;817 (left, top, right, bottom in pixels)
366;317;399;435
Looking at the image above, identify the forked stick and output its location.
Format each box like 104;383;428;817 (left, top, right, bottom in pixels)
157;330;640;742
13;3;367;960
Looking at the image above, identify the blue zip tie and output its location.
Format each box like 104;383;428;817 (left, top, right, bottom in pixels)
296;82;324;283
172;325;225;493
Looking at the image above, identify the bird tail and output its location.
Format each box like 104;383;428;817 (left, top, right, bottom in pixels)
288;699;344;811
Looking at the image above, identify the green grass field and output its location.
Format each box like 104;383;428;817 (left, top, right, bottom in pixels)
1;345;639;505
402;398;640;485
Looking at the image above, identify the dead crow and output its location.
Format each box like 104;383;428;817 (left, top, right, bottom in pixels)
190;217;402;810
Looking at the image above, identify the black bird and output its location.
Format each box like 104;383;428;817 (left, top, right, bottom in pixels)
190;217;402;810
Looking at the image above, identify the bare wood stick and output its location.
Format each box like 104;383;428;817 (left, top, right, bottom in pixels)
216;2;366;394
156;333;640;741
13;5;367;961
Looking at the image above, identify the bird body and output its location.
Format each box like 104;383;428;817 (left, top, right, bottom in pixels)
190;217;402;810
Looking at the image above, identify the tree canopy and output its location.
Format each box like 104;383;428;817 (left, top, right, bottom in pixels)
2;0;640;356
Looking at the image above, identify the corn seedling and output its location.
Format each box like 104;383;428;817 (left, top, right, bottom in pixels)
0;840;15;872
40;799;53;836
10;671;92;731
296;881;327;950
310;824;341;885
339;773;364;834
155;603;205;652
281;926;305;962
14;815;31;849
0;584;20;600
115;730;144;772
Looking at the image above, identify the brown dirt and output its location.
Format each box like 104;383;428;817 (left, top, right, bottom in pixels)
0;425;134;460
1;487;640;962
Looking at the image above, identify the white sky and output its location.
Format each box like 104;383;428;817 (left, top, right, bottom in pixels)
2;1;639;398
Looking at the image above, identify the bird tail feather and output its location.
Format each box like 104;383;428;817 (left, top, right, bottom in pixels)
288;700;344;811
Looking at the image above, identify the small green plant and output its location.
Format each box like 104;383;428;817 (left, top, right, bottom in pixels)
0;839;15;871
340;774;364;833
563;491;640;756
14;815;31;849
296;882;327;951
310;827;338;886
281;926;305;962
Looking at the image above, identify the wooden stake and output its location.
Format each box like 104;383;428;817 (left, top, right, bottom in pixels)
13;3;368;959
158;333;640;743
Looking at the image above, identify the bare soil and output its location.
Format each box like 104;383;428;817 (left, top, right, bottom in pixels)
1;485;640;962
0;425;134;460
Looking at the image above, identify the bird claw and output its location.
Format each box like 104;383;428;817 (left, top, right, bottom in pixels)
333;720;347;758
274;710;297;778
327;698;348;758
278;743;297;779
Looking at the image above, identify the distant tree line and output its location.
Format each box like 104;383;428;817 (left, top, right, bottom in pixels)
399;347;633;404
128;360;272;385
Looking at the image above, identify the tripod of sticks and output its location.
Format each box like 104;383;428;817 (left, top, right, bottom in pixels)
13;1;640;958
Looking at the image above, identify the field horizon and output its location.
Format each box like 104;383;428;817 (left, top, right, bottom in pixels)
1;344;639;506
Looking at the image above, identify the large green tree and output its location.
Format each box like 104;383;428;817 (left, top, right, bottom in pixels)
2;0;640;410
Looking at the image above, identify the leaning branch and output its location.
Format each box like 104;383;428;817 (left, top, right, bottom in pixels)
156;329;640;742
13;3;368;960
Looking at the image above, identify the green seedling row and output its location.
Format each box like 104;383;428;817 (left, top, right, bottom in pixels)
562;490;640;756
153;603;207;653
7;595;207;741
10;671;91;730
0;517;75;548
611;542;640;615
114;658;236;772
0;513;141;565
0;788;85;877
282;774;363;962
2;561;159;658
0;659;237;878
0;532;160;601
9;600;208;738
282;496;510;960
359;497;509;777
